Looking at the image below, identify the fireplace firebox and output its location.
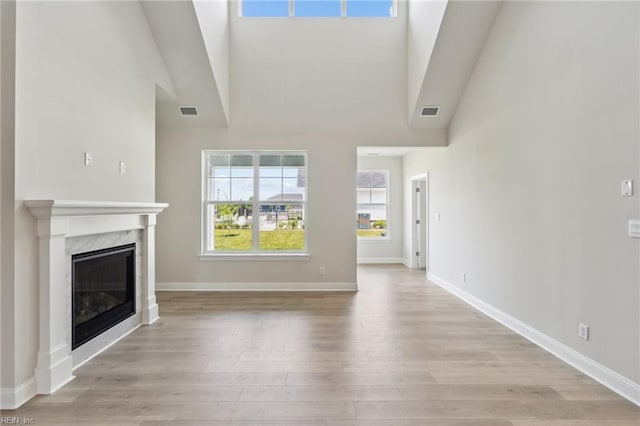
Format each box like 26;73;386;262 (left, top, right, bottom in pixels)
72;243;136;349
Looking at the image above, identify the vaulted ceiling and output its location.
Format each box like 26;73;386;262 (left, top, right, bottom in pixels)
143;0;502;138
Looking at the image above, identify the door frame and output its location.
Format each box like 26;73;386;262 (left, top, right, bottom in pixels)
410;173;428;270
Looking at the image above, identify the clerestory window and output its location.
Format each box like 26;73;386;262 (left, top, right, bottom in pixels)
240;0;396;18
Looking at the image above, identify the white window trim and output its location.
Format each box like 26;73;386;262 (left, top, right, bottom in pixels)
201;150;308;256
358;235;392;244
357;169;390;241
199;253;310;261
238;0;397;18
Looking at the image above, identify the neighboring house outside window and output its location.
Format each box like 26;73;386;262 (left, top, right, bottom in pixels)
202;151;307;254
357;170;388;239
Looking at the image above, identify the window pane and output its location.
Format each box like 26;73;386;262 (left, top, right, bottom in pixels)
259;204;305;250
260;177;282;200
357;188;370;204
259;154;282;167
295;0;341;17
357;171;371;188
212;203;253;251
242;0;289;17
231;178;254;201
370;187;386;203
358;205;386;221
283;155;305;167
283;178;305;200
210;154;229;167
283;168;305;193
260;167;282;178
296;167;306;187
212;166;230;179
356;205;387;238
282;166;302;178
346;0;393;17
212;178;231;201
370;171;387;188
231;167;253;178
231;154;253;167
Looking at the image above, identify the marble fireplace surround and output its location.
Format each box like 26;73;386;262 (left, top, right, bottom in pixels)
25;200;168;395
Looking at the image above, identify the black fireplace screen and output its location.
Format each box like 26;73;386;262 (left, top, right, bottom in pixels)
72;243;135;349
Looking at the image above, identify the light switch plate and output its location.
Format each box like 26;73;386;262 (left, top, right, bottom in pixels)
119;161;126;174
629;220;640;238
84;152;92;166
622;180;633;196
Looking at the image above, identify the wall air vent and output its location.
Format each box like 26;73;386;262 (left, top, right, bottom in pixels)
420;106;439;117
179;106;198;116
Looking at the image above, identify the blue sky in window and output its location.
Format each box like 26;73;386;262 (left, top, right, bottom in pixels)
296;0;341;17
211;167;305;202
347;0;393;17
242;0;289;17
242;0;394;17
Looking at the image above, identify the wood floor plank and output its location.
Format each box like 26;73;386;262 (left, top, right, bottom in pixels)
354;400;640;421
285;372;438;386
511;421;640;426
326;421;512;426
3;265;638;424
238;385;402;401
396;384;564;401
177;401;356;421
29;422;142;426
142;422;326;426
71;385;243;403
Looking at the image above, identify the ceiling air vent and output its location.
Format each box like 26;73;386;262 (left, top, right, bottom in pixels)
420;106;439;117
179;106;198;116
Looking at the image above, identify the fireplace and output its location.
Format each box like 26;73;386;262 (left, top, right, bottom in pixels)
72;243;136;349
23;200;167;397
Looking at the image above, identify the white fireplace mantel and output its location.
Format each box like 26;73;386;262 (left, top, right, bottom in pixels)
25;199;168;219
25;200;168;395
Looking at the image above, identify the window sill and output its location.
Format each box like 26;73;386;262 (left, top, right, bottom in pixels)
199;253;310;261
357;238;392;244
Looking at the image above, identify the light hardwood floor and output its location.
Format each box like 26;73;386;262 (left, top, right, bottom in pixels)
4;265;639;425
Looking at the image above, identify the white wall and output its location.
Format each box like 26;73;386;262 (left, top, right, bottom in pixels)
193;0;230;121
404;1;639;385
357;155;404;263
8;0;172;393
155;5;446;287
407;0;447;119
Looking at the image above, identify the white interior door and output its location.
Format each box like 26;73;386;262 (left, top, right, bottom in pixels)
411;175;428;269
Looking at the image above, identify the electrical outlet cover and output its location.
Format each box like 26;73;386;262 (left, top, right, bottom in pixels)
578;323;589;340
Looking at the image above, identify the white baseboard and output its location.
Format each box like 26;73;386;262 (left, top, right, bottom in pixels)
401;258;412;268
157;281;358;292
0;377;37;409
427;272;640;407
357;257;404;264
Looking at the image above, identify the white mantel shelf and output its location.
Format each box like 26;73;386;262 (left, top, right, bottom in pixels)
25;200;169;219
25;199;168;397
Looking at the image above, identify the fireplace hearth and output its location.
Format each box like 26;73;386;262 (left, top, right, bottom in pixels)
72;243;136;349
